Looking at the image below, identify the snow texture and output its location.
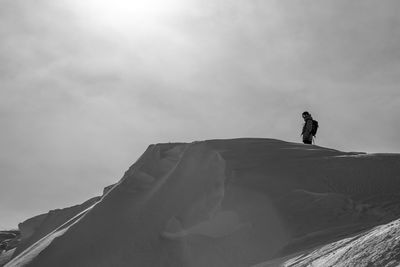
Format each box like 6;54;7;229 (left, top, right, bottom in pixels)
4;138;400;267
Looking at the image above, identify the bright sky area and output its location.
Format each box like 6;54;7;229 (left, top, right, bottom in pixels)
1;0;400;229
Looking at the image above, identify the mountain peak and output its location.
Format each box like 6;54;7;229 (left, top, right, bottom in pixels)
4;139;400;267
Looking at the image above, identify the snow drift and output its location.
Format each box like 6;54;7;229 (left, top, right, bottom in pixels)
4;138;400;267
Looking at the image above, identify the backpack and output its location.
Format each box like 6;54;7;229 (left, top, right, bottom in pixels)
311;120;319;136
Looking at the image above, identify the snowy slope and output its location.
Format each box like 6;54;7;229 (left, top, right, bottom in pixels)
5;138;400;267
254;217;400;267
12;196;100;258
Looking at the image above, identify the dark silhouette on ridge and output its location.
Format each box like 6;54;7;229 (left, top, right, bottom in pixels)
301;111;318;144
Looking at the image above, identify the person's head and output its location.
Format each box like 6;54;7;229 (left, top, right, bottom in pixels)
302;111;310;120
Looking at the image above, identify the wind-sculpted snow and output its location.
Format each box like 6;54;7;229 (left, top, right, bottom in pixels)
12;197;100;259
256;218;400;267
5;138;400;267
291;217;400;266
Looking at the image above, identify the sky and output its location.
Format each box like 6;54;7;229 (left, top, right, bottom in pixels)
1;0;400;229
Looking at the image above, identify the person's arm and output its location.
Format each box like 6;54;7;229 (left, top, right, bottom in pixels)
304;119;313;136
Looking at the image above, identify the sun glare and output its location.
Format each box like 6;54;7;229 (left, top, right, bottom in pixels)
71;0;187;32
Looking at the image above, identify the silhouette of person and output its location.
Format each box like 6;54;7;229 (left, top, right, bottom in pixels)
301;111;313;144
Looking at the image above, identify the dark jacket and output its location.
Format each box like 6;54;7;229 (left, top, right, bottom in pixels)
302;114;313;143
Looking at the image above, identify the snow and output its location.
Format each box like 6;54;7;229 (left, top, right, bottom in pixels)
5;204;96;267
12;197;99;259
257;218;400;266
5;138;400;267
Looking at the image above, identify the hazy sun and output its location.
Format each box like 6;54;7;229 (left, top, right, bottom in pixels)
71;0;187;32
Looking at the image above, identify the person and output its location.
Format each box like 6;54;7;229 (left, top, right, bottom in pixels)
301;111;313;144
